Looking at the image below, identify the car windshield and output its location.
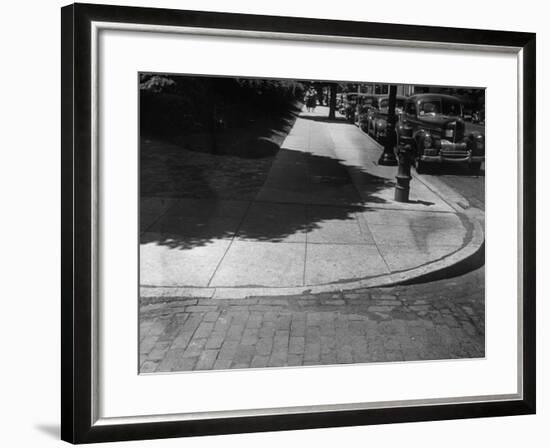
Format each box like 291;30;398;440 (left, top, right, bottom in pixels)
379;98;405;109
418;98;462;116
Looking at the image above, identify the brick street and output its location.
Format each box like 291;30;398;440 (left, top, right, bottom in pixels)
139;266;484;373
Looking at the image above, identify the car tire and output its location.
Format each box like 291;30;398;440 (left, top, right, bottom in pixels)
416;159;428;174
469;162;482;174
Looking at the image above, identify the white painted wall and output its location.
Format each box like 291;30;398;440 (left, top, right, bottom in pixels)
0;0;546;446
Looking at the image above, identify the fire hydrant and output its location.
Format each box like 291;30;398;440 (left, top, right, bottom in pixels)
394;144;413;202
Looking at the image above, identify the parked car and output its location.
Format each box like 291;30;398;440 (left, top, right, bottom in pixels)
361;95;406;141
396;94;485;173
354;94;377;124
340;93;376;123
472;109;485;125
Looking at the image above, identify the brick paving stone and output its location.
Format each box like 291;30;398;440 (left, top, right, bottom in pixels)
139;336;159;355
274;331;290;352
195;350;219;370
157;348;186;371
275;315;292;330
218;340;239;360
214;319;232;332
147;341;172;361
251;355;270;368
205;333;225;349
377;300;402;306
194;322;215;339
246;315;263;329
186;305;218;313
290;322;306;337
140;360;159;373
461;321;479;337
140;267;485;372
241;327;257;337
268;350;288;367
181;315;203;333
183;338;207;358
368;305;394;313
241;333;259;346
176;357;199;372
226;325;245;341
213;359;232;370
337;348;353;364
286;354;303;366
320;335;336;353
385;350;404;361
306;326;321;340
258;326;276;339
203;312;221;322
258;298;289;306
322;353;340;366
232;345;256;367
304;342;321;362
256;338;274;356
343;293;362;300
231;363;250;369
320;322;336;336
289;336;305;355
170;331;194;349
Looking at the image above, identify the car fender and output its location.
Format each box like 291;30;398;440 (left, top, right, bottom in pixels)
376;119;387;129
413;129;431;154
466;131;485;155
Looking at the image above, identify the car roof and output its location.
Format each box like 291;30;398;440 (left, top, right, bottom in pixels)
407;93;462;103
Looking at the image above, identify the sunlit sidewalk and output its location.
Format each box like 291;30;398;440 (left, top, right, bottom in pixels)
140;106;475;294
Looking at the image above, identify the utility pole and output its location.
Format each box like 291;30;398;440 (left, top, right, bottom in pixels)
377;84;398;166
328;83;337;119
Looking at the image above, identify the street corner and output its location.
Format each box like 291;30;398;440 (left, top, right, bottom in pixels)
136;75;487;376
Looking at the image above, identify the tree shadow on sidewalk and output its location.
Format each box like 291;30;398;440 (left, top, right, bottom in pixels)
140;145;394;249
299;114;350;124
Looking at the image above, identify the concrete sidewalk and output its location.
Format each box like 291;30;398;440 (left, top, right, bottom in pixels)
140;106;483;298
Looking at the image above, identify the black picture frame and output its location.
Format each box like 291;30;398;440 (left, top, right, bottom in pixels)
61;2;536;444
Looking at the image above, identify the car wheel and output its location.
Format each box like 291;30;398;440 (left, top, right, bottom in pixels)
416;159;428;174
469;162;482;174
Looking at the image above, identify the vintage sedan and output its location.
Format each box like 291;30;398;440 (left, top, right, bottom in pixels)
396;94;485;173
340;93;376;123
362;95;406;140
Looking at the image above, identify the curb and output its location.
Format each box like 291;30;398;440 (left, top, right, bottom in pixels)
140;209;484;300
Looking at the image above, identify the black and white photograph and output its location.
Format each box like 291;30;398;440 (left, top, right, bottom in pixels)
0;0;543;445
138;74;486;373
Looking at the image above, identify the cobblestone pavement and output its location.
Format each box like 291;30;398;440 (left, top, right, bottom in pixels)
139;266;484;373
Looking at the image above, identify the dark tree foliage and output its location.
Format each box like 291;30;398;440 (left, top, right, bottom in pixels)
140;74;305;137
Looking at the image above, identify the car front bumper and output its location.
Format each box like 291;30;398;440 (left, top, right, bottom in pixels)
420;154;484;164
420;141;484;164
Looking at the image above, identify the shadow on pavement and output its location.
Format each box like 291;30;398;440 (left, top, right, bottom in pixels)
140;145;393;249
299;114;350;124
419;164;485;177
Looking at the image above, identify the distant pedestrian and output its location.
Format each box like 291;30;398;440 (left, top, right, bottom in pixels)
305;87;317;112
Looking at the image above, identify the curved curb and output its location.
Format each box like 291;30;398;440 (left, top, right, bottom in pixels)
140;210;484;300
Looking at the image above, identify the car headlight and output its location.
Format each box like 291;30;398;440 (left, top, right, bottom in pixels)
444;128;454;138
423;134;433;148
474;133;485;151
